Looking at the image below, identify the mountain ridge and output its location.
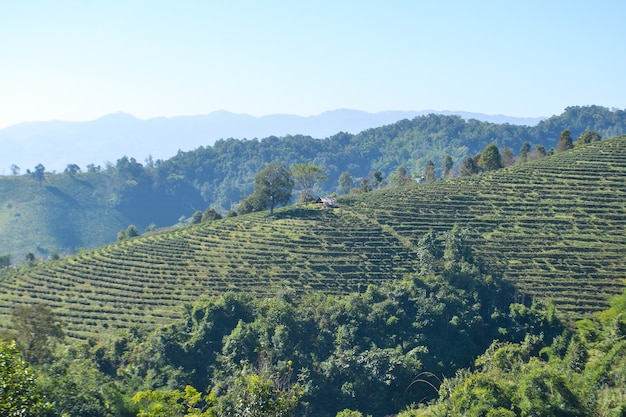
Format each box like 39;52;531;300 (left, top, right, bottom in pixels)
0;109;546;173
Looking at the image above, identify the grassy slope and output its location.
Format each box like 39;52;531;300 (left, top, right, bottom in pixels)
0;136;625;339
0;173;128;261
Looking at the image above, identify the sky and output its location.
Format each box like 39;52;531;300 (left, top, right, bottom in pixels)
1;0;625;130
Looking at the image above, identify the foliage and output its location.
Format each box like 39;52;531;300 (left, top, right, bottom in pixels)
478;143;503;172
0;340;47;416
576;130;602;147
78;236;566;417
557;129;573;152
250;162;294;215
423;160;436;182
32;163;45;184
459;156;480;176
401;289;626;416
2;106;626;260
37;348;129;417
389;165;412;186
337;171;353;194
201;208;222;223
9;303;65;365
133;385;215;417
291;163;328;205
0;253;10;268
441;154;454;179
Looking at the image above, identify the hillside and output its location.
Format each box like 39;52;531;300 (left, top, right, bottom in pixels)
1;105;624;261
0;172;129;260
1;136;625;339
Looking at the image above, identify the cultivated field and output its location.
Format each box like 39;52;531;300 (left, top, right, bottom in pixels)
1;136;625;338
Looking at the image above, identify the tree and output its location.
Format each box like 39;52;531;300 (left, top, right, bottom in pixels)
459;156;480;177
201;208;222;223
442;154;454;179
32;163;45;184
519;142;531;163
64;163;81;177
576;130;602;147
423;160;436;182
126;225;140;238
0;341;46;416
0;254;10;268
190;211;203;225
390;165;412;187
133;385;215;417
25;253;35;264
478;143;503;172
372;171;384;189
359;178;372;193
290;163;328;205
253;162;294;215
557;129;573;152
10;303;65;364
338;172;353;195
10;164;20;175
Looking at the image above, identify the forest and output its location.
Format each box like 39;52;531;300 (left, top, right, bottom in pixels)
1;107;626;416
3;228;610;417
2;228;626;416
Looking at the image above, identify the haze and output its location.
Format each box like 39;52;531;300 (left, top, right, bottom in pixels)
1;1;625;130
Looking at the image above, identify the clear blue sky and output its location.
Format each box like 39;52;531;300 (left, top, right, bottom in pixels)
1;0;625;129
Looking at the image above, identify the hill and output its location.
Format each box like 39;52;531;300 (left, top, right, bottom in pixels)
0;136;625;339
0;109;545;174
1;105;624;262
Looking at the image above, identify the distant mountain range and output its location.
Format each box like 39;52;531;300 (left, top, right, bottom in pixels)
0;109;545;173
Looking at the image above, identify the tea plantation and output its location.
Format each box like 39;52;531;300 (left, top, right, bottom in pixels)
1;136;625;339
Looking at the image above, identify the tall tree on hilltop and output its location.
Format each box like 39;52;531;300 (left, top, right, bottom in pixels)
32;164;45;184
424;160;436;182
64;164;81;177
478;143;503;172
372;171;384;189
291;163;328;205
390;165;412;187
557;129;574;152
338;171;353;195
519;142;531;163
576;130;602;147
254;162;294;215
442;154;454;179
459;156;481;177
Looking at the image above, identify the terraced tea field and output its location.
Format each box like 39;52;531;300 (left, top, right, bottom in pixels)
0;136;625;339
347;136;626;316
0;208;417;339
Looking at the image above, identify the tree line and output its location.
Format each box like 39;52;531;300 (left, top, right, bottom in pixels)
4;106;623;232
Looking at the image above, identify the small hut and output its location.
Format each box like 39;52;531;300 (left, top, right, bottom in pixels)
315;197;339;209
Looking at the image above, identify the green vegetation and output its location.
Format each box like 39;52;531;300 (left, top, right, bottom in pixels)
401;289;626;416
0;340;47;416
0;241;567;416
0;106;626;416
0;136;624;340
1;106;625;261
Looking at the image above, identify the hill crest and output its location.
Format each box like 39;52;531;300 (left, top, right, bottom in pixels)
0;109;545;173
